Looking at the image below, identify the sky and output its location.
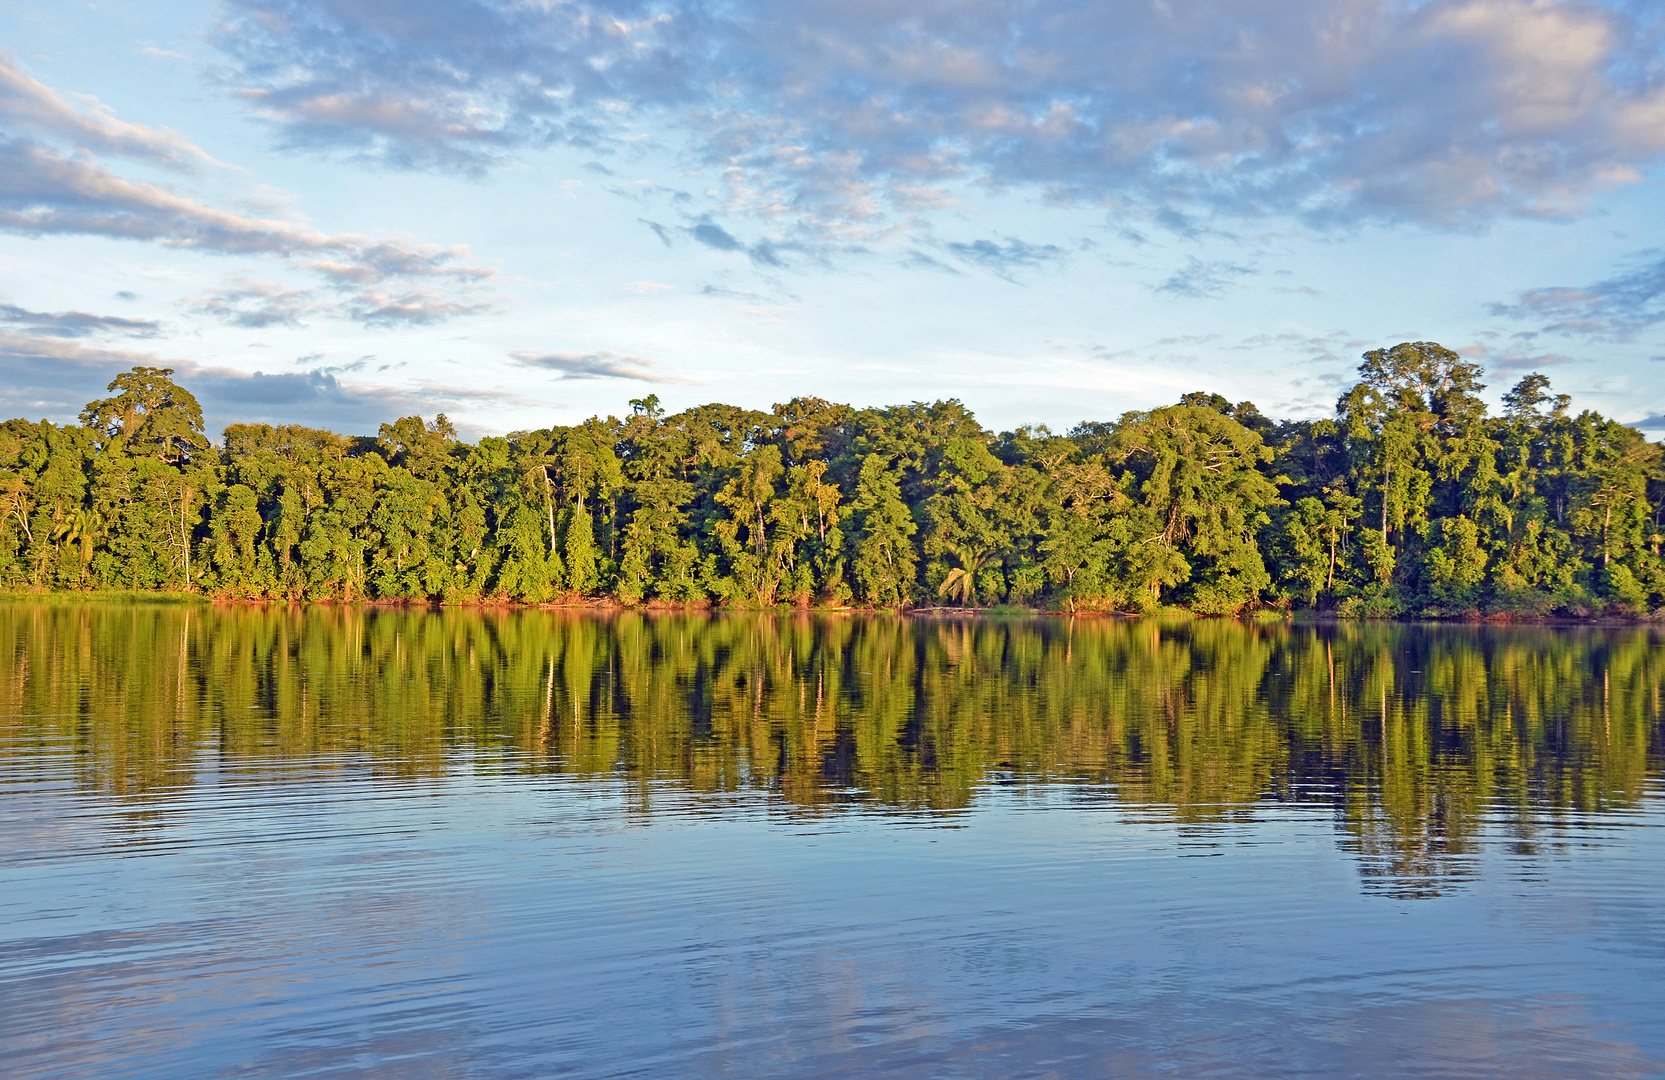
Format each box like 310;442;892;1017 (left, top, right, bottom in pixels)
2;0;1664;439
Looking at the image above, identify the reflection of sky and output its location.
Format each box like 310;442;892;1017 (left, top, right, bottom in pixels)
3;761;1663;1079
3;2;1665;437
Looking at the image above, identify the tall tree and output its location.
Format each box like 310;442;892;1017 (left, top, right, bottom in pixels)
80;367;210;464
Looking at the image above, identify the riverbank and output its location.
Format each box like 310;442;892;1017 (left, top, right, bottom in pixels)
3;590;1662;625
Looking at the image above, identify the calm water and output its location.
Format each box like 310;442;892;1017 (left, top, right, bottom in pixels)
2;605;1663;1079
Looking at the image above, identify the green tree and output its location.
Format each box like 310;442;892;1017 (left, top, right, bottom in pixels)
80;366;210;464
1109;405;1283;613
849;455;918;606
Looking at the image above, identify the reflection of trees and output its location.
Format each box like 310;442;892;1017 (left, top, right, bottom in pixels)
2;606;1660;896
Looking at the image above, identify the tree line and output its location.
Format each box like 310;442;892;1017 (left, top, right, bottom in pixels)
1;342;1661;615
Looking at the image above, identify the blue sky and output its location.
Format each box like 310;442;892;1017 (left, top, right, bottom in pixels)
3;0;1664;438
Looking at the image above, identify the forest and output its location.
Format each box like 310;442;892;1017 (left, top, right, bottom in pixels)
1;341;1662;616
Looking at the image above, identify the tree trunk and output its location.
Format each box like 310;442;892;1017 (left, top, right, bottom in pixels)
542;467;556;553
179;489;190;588
1381;462;1390;537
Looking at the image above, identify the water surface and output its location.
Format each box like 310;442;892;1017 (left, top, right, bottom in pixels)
2;605;1662;1078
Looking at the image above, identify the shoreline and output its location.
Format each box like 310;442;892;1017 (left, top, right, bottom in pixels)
1;590;1660;626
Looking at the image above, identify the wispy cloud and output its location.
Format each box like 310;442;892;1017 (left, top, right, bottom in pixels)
0;57;498;327
1155;257;1256;299
210;0;1665;246
943;238;1065;281
699;284;772;301
1461;344;1584;376
642;216;809;267
1232;330;1373;364
1488;250;1665;340
0;328;166;373
344;287;497;326
0;52;219;169
690;221;743;252
899;248;963;275
0;137;497;324
511;349;701;384
0;300;159;338
602;180;693;206
189;279;316;328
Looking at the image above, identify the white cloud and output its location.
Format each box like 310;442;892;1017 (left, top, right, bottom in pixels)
0;51;220;169
511;348;701;384
210;0;1665;240
0;57;498;327
188;279;318;328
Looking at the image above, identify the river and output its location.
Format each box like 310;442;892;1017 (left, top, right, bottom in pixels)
2;604;1662;1078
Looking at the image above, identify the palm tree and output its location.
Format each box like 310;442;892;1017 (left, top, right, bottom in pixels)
937;544;996;606
50;507;104;581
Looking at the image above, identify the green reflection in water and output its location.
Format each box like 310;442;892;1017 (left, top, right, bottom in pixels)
3;604;1662;894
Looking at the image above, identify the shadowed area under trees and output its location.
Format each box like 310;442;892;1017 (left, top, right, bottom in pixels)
1;344;1662;616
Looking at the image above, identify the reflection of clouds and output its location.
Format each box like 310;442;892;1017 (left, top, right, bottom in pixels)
3;608;1662;1077
4;770;1658;1079
2;786;486;1080
773;996;1660;1079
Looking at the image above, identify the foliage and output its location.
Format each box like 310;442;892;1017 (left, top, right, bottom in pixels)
0;356;1661;616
